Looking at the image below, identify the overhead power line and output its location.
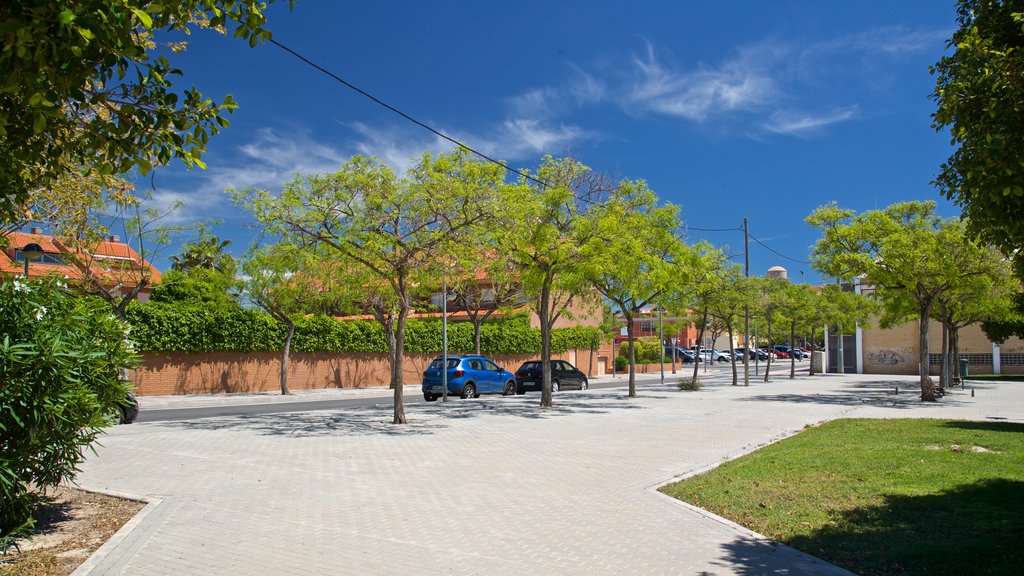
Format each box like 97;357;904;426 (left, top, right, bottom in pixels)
685;225;744;232
748;233;810;264
266;37;548;188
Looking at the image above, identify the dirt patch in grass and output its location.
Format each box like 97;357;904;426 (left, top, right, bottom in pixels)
0;486;143;576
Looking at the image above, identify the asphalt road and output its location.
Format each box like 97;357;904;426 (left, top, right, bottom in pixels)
134;362;799;423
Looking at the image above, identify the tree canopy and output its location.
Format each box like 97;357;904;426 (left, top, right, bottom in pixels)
931;0;1024;255
0;0;291;221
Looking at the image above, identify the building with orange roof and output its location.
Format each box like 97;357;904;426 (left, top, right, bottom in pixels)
2;227;162;302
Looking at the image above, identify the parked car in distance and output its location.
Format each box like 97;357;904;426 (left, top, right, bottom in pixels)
774;345;807;360
117;392;139;424
700;349;732;362
664;346;696;363
733;348;764;360
422;355;517;401
515;360;588;393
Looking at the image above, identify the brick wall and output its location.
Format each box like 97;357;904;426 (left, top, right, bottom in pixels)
132;350;581;396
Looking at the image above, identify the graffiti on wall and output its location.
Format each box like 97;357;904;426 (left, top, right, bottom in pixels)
866;349;907;365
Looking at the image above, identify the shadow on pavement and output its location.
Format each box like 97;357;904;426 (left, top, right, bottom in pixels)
708;539;846;576
736;378;976;409
155;393;650;437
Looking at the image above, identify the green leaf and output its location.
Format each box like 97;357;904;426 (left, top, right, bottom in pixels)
131;8;153;28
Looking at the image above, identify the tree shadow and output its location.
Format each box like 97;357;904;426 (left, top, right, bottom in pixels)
707;539;850;575
942;420;1024;434
736;379;976;409
781;478;1024;576
155;394;649;437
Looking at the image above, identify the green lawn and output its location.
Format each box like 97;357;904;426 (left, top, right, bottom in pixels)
659;419;1024;576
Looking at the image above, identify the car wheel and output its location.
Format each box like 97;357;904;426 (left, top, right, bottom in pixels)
424;392;438;402
461;383;476;400
503;381;516;396
580;379;588;391
516;385;526;395
552;380;560;393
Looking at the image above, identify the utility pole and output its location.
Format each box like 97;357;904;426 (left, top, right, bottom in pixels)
743;217;750;387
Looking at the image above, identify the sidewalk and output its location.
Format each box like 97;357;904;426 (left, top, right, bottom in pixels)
77;371;1011;575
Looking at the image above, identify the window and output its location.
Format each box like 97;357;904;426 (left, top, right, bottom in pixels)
469;359;483;370
15;250;63;265
483;360;499;371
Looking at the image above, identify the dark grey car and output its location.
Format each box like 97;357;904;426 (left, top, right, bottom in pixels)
515;360;588;393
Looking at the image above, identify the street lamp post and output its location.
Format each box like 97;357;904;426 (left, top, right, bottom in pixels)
20;243;44;277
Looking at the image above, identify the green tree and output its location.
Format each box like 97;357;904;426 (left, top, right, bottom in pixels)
496;156;610;408
150;229;238;310
931;0;1024;257
238;244;355;395
579;179;696;397
445;240;523;355
807;201;990;400
170;229;234;273
704;266;752;385
0;0;292;221
930;233;1016;388
234;151;502;424
749;276;788;382
1;278;137;550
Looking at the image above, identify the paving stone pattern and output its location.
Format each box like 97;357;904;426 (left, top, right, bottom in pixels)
76;374;1022;575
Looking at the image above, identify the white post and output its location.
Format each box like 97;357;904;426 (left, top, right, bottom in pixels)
993;341;1001;375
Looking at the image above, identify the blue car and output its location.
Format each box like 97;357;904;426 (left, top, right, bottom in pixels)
421;355;518;401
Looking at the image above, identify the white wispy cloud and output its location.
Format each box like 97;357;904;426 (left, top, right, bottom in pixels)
624;43;778;122
145;128;349;224
762;106;859;137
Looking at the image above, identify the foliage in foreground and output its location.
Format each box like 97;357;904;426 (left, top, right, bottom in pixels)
660;418;1024;576
0;279;137;552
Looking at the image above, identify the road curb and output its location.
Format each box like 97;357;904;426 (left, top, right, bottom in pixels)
70;489;162;576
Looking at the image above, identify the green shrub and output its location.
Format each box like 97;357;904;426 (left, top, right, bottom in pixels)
126;303;601;356
677;377;702;391
614;355;627;371
0;278;137;552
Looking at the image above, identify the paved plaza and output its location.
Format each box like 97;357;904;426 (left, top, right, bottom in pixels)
74;373;1024;575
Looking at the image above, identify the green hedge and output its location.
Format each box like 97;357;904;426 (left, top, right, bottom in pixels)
125;302;601;356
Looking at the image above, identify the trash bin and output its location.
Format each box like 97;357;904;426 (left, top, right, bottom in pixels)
959;358;969;379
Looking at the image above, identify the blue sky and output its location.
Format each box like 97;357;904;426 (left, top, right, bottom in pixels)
146;1;959;284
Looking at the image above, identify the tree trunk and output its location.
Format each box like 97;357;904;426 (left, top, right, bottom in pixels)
789;321;796;379
392;305;409;423
728;321;737;386
763;317;773;383
473;317;483;355
539;279;553;408
588;336;594;378
952;326;962;384
919;299;936;401
625;310;637;398
940;321;950;392
692;304;707;382
280;319;294;395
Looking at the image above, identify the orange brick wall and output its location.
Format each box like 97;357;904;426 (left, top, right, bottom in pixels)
132;350;582;396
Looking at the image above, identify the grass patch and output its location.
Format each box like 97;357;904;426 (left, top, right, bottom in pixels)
659;419;1024;576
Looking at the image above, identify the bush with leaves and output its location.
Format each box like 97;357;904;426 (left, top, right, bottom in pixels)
0;278;137;551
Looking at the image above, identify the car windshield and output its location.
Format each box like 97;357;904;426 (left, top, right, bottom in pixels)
519;362;541;370
428;358;461;370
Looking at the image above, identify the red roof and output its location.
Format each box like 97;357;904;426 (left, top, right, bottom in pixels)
2;230;162;286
